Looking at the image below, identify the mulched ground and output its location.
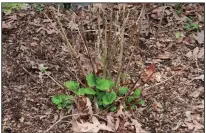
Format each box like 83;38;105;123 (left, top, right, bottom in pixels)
2;3;204;133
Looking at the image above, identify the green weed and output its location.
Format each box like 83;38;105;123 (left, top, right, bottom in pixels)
2;3;24;14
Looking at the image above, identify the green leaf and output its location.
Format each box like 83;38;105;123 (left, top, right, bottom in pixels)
109;106;117;112
97;99;103;106
65;105;71;109
83;88;96;95
118;87;129;96
79;88;96;95
176;10;181;15
96;91;106;99
52;95;73;105
96;78;111;91
57;104;63;109
139;100;145;105
86;73;96;87
175;3;181;8
74;89;85;96
192;23;198;30
127;96;135;103
102;91;117;105
108;78;115;88
185;23;191;30
64;81;79;91
131;104;136;110
175;32;181;39
41;67;47;73
186;17;192;23
133;89;141;98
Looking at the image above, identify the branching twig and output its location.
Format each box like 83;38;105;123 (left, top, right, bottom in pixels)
69;10;97;76
49;8;87;77
96;6;101;57
123;4;145;84
44;113;98;133
48;53;86;87
121;66;154;103
114;5;130;90
46;73;65;89
143;68;185;90
77;23;96;76
44;12;87;86
106;8;113;78
103;18;108;78
135;4;145;25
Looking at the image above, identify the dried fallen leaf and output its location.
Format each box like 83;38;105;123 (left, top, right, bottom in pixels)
85;97;93;115
193;74;204;81
172;121;183;130
194;30;204;44
186;47;203;60
141;63;155;82
68;16;79;30
2;21;12;29
192;47;199;59
130;119;147;133
72;116;114;133
197;48;204;58
106;113;115;131
157;52;171;59
189;87;203;98
152;99;163;112
155;72;162;82
115;117;120;130
36;27;56;35
185;120;204;131
115;104;124;117
185;51;193;59
8;14;17;21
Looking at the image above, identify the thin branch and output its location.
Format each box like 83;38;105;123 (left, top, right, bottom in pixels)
123;4;145;84
103;18;108;78
49;8;87;77
44;113;98;133
135;4;145;25
106;8;113;78
77;23;96;76
48;52;86;87
96;6;101;56
143;68;185;90
46;73;64;89
123;47;134;83
70;11;96;76
44;13;64;37
114;5;130;90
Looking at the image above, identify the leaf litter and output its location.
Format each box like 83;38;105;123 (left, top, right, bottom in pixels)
2;3;204;133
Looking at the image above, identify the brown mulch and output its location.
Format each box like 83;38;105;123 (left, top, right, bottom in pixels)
2;3;204;133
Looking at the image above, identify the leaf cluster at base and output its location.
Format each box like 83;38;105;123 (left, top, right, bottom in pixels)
52;73;145;112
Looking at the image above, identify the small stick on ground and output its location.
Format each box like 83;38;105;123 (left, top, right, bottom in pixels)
143;67;186;90
44;113;86;133
44;113;99;133
46;73;64;89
